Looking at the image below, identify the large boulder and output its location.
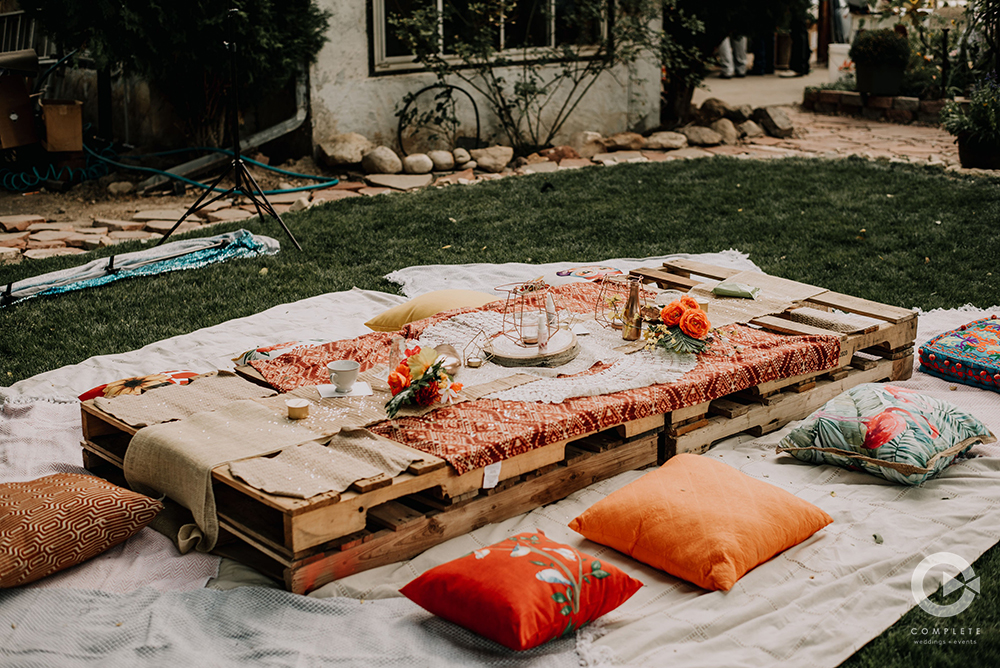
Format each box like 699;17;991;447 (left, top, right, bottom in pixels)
725;104;754;124
539;145;580;162
604;132;645;152
710;119;739;145
752;106;794;138
644;131;688;151
698;98;729;124
470;146;514;173
427;150;455;171
739;120;765;138
679;125;723;147
452;148;471;164
402;153;434;174
361;146;403;174
569;131;608;159
319;132;374;166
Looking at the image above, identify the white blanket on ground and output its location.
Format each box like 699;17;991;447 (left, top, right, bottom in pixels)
2;252;999;667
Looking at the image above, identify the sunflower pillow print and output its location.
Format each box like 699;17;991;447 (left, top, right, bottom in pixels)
78;370;198;402
400;530;642;651
777;383;995;485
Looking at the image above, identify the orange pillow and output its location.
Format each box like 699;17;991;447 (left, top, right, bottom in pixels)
568;454;833;591
0;473;163;587
400;530;642;650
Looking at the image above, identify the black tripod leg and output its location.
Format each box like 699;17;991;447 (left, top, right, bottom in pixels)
155;166;237;247
237;160;303;251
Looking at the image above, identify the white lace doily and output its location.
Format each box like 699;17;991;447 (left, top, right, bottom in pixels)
419;312;697;404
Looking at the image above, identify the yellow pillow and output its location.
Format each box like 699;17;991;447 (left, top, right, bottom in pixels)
365;289;498;332
569;453;833;591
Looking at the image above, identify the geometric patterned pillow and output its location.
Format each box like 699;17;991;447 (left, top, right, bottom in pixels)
919;316;1000;392
0;473;163;587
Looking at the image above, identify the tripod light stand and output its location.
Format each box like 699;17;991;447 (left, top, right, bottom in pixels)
156;6;302;251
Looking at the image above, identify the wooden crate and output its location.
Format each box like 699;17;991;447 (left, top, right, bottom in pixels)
79;260;918;593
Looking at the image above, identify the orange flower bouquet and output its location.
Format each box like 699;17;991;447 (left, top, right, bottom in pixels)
644;298;713;354
385;345;463;419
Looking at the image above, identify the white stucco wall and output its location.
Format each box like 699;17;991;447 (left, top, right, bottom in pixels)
310;1;661;152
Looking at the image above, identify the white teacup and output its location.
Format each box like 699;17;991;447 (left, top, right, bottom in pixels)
327;360;360;393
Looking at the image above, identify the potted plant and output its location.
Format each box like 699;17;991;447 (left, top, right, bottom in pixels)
849;28;910;96
941;72;1000;169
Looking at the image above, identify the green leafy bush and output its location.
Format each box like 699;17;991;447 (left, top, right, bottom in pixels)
849;28;911;68
20;0;330;147
941;71;1000;144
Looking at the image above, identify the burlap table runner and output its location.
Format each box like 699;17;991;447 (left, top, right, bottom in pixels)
95;370;276;428
124;399;321;552
688;270;829;328
228;428;422;499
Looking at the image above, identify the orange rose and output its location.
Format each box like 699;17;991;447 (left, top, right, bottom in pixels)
679;295;700;311
388;370;410;396
660;301;686;327
679;308;711;339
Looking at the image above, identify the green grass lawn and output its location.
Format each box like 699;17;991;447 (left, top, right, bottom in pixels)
1;157;998;664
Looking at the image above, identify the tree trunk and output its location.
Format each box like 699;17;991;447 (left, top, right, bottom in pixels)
660;77;696;128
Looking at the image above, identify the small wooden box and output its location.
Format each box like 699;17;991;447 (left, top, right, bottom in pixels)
40;99;83;152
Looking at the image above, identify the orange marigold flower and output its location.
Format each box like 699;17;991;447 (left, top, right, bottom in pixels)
679;295;700;311
680;308;711;340
415;381;440;406
660;301;686;327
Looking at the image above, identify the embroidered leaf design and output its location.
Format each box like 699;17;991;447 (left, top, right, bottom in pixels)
551;592;568;603
591;560;601;571
536;569;572;585
530;560;547;566
583;575;590;584
560;605;572;616
592;569;611;579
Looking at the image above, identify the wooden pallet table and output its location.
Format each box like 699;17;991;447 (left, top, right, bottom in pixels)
79;260;918;594
630;258;917;458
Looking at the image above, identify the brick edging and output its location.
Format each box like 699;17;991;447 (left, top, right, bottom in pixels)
802;89;966;125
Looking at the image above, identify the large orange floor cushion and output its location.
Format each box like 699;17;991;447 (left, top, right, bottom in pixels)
568;454;833;591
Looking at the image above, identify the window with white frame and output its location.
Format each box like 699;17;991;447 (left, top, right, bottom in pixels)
373;1;605;73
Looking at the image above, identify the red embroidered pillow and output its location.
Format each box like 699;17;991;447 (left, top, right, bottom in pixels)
0;473;163;587
400;530;642;651
78;369;198;401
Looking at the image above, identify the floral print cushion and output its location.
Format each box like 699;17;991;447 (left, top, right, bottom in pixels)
919;316;1000;391
400;530;642;651
77;369;198;402
777;383;995;485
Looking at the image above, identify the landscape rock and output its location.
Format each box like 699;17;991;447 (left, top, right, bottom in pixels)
109;230;156;240
23;248;86;260
679;125;723;146
710;118;739;145
752;106;794;138
27;222;80;232
557;158;594;169
0;246;21;264
100;218;148;231
644;131;688;151
569;131;607;159
725;104;754;124
458;160;477;171
539;146;580;162
26;239;67;249
452;148;471;164
29;230;75;243
469;146;514;173
0;214;45;233
0;231;30;249
142;220;201;235
739;120;765;138
427;150;455;171
402;153;434;174
65;232;113;248
289;197;311;212
358;187;395;197
366;173;434;191
362;146;403;174
433;168;476;186
668;147;715;160
604;132;645;151
311;189;362;203
591;151;645;164
130;210;188;222
107;181;134;196
202;208;254;223
318;132;374;166
519;161;559;175
524;153;550;165
699;98;729;123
